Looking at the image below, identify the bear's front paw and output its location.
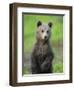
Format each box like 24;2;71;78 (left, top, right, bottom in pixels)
41;61;51;72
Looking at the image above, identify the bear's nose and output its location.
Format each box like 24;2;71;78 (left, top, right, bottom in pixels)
44;36;47;39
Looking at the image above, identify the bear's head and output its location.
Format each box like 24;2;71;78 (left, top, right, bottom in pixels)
36;21;53;42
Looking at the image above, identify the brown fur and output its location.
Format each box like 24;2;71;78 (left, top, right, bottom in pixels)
31;21;54;74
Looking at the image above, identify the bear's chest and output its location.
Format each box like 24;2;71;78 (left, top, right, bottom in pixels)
34;44;50;64
35;44;50;57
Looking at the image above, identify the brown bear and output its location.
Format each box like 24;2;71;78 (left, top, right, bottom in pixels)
31;21;54;74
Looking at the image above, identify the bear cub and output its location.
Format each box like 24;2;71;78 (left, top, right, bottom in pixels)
31;21;54;74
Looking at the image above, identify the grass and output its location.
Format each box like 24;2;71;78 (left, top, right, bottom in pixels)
23;14;63;74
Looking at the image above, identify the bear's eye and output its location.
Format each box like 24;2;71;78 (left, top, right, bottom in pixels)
47;31;49;33
42;30;44;33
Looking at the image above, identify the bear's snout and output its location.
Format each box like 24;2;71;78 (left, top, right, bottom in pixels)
44;35;48;40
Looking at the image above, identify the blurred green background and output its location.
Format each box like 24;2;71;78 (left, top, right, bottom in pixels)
23;14;63;75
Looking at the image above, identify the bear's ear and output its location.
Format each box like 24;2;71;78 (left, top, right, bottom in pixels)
48;22;52;28
37;21;42;27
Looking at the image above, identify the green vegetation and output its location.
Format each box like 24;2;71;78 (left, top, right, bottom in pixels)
23;14;63;74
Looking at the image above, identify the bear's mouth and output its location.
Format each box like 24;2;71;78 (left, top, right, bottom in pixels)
42;38;49;44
